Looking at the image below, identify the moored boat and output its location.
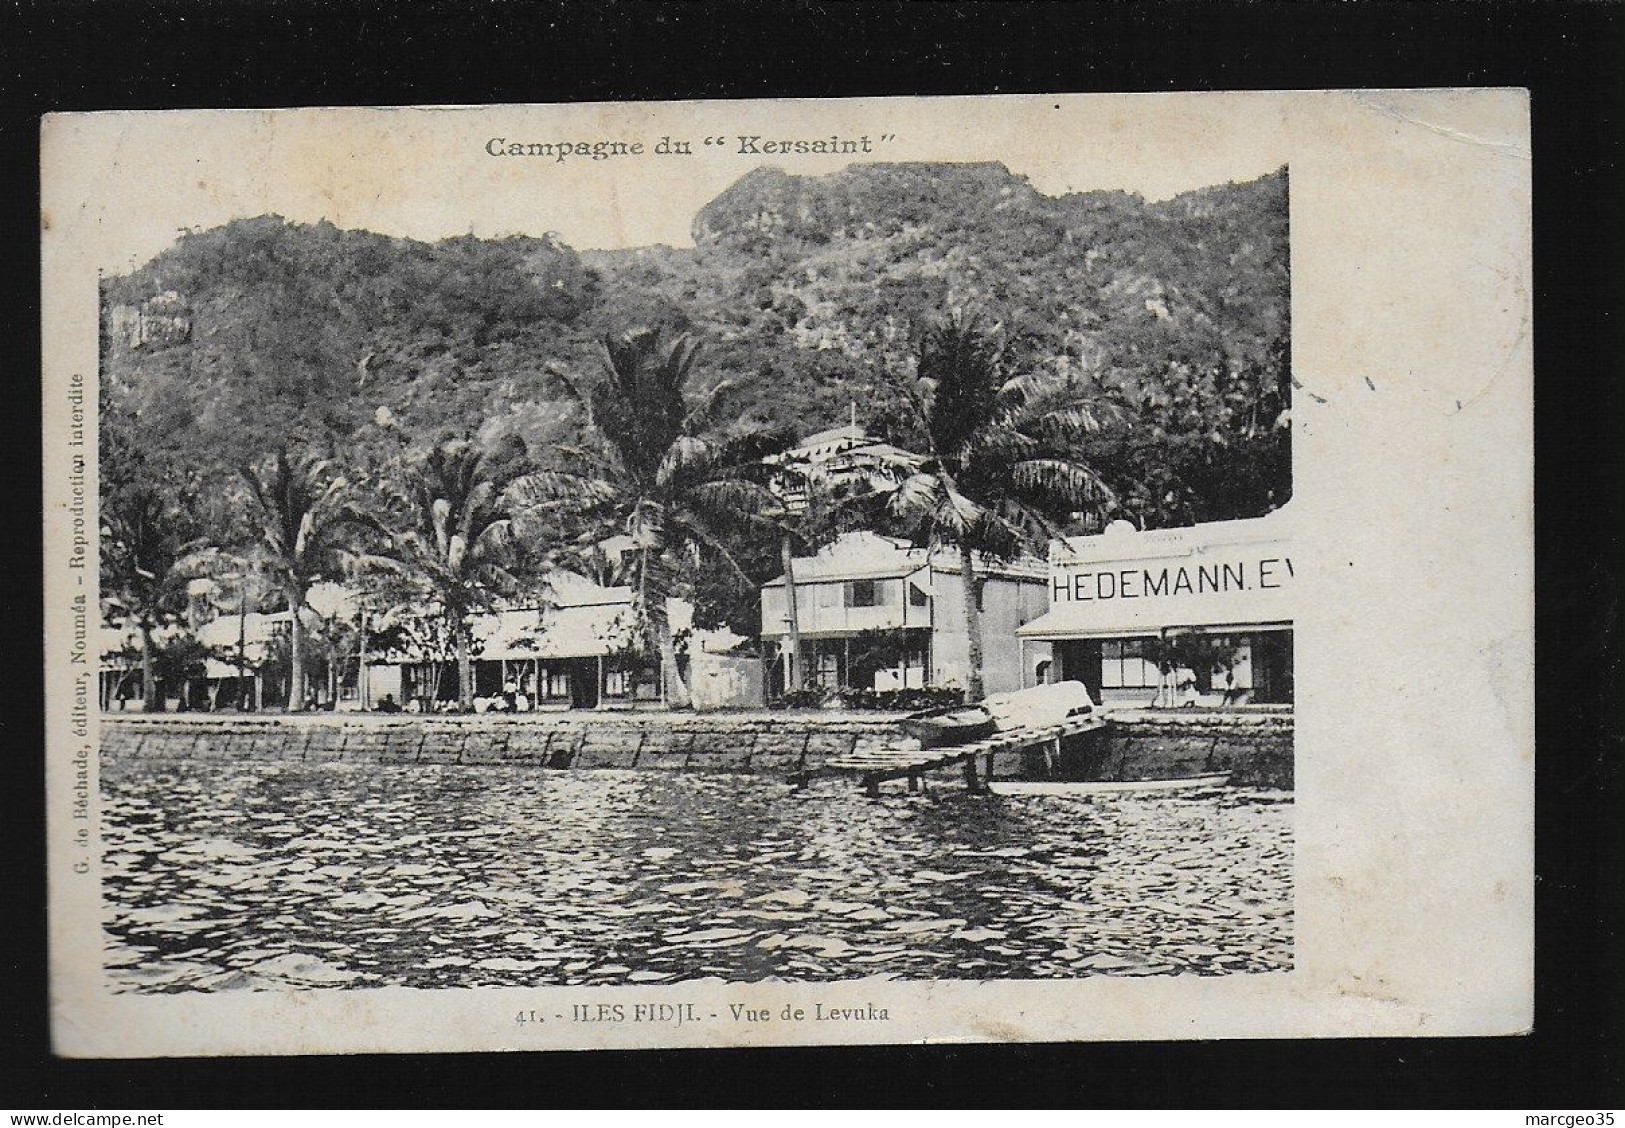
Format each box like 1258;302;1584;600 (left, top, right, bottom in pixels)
903;680;1099;753
902;705;997;749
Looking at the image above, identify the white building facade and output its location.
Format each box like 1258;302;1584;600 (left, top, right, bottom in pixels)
105;574;762;713
363;576;761;712
1016;509;1296;707
760;531;1052;696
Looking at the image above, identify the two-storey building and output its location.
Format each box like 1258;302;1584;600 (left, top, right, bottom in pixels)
760;530;1052;696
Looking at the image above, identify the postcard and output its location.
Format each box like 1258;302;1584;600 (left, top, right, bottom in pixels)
42;90;1533;1056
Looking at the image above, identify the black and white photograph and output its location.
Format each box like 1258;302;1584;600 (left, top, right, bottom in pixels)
94;145;1296;993
42;92;1529;1055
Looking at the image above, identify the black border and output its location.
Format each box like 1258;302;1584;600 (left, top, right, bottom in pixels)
4;0;1620;1109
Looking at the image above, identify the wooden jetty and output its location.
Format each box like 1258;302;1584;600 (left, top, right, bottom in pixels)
798;714;1111;796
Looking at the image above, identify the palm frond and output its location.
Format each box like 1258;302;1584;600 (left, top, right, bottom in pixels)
1008;457;1115;508
657;435;712;488
885;472;943;521
686;476;780;523
680;377;737;434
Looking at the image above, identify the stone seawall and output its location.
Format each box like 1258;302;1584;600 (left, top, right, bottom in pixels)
100;709;1294;787
99;713;907;775
1089;711;1294;789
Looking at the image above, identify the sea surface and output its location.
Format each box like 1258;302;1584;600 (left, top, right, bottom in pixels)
100;761;1293;991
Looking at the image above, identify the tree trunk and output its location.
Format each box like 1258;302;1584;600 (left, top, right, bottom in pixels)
958;540;986;703
780;533;805;692
358;612;369;709
652;608;691;710
638;548;691;709
139;623;158;712
456;619;474;711
237;585;249;710
287;587;307;712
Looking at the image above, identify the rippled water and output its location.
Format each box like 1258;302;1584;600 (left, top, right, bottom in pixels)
101;761;1292;991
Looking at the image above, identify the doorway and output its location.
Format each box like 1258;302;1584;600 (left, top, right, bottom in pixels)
567;658;601;709
1054;639;1103;701
1250;631;1295;704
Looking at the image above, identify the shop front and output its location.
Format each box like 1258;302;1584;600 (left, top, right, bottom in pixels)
1017;508;1296;708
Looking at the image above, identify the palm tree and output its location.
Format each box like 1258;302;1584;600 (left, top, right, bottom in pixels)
100;482;208;711
887;311;1115;701
382;437;527;710
765;450;906;694
188;545;268;710
516;328;781;709
238;449;367;712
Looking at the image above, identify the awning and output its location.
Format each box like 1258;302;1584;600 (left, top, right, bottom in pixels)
1017;603;1292;641
764;625;932;642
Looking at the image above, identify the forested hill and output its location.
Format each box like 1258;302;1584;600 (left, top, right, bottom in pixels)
101;162;1290;528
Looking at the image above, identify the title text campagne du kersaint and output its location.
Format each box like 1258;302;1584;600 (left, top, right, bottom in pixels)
485;134;890;162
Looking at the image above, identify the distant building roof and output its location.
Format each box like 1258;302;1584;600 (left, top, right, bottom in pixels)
787;425;919;469
471;605;636;661
459;592;704;663
107;570;745;671
542;571;634;608
793;422;867;452
762;530;1048;588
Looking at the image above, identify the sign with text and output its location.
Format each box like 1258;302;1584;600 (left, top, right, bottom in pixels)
1052;552;1295;604
1025;513;1297;637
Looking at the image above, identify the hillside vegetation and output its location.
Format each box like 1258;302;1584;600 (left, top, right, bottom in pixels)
101;161;1291;530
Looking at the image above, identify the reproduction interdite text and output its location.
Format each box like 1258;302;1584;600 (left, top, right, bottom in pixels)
63;371;94;875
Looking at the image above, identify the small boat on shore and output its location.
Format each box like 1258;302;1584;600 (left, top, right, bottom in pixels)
901;680;1104;750
902;705;997;749
991;771;1231;797
903;680;1103;750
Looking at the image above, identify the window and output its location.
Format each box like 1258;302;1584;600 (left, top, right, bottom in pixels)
908;583;929;608
815;650;841;689
847;579;884;608
603;669;631;698
1248;632;1292;703
545;667;571;699
1101;639;1160;690
1100;641;1123;689
474;660;503;696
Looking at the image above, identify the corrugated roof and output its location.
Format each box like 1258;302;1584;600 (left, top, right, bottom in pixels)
467;594;696;661
762;531;1048;587
471;604;638;661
